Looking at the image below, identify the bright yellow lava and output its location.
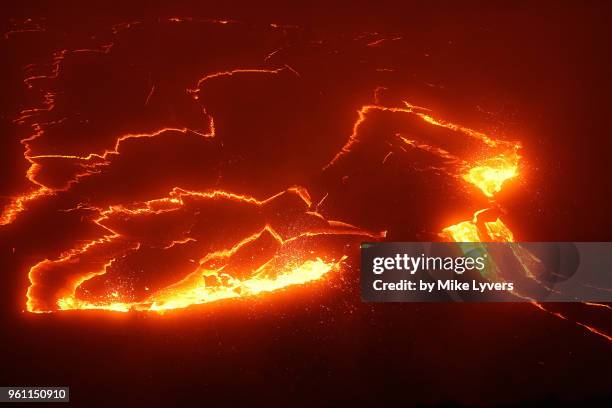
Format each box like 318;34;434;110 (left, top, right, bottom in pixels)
484;218;515;242
442;216;514;243
55;257;341;313
147;257;342;311
462;152;519;197
442;221;482;242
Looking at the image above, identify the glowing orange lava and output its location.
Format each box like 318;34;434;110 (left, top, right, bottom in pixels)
26;187;383;313
462;151;520;197
1;19;607;343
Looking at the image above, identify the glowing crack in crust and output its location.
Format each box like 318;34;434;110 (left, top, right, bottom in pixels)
1;61;298;226
323;101;521;198
26;187;384;313
1;44;282;226
3;18;609;341
1;45;116;226
323;96;610;342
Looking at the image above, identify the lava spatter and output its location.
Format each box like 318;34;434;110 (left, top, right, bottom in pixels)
26;186;383;313
323;101;521;198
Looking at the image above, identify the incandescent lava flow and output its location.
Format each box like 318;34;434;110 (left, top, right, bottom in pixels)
26;186;382;312
0;14;609;342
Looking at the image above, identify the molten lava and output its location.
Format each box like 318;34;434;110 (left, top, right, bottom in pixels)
462;151;520;197
26;187;383;313
0;15;608;343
